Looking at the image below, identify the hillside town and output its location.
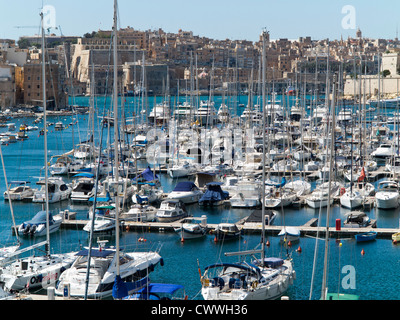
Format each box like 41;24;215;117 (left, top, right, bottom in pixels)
1;26;400;110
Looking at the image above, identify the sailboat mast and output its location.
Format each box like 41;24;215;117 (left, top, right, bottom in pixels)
41;11;50;256
113;0;120;276
261;30;267;262
321;74;337;300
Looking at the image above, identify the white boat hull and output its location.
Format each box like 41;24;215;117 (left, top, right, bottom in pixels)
306;197;333;209
340;193;363;209
375;192;399;209
201;260;295;301
0;253;76;291
230;197;261;208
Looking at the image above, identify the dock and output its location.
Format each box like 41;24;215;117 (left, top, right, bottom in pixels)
56;217;396;240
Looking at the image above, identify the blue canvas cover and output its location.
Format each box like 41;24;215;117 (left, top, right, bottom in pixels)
253;257;284;268
138;283;184;295
199;182;229;203
173;181;197;192
112;275;129;299
89;191;111;202
75;248;115;258
138;167;158;182
22;211;54;227
135;194;149;204
265;177;286;188
73;172;94;178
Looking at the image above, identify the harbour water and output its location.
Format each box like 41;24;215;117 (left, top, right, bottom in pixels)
1;95;400;301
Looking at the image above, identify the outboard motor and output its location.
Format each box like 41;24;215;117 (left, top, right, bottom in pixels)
23;224;31;235
30;225;37;236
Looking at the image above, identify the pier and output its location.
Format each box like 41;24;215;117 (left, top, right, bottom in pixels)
54;217;396;240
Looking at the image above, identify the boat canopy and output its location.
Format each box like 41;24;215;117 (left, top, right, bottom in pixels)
252;257;284;268
22;211;55;227
199;182;229;203
245;209;276;223
89;192;111;202
9;181;30;185
134;167;158;182
172;182;198;192
204;262;260;275
265;177;286;188
73;172;94;178
134;194;149;204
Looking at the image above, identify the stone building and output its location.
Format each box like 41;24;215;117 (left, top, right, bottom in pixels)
23;62;66;109
0;64;15;110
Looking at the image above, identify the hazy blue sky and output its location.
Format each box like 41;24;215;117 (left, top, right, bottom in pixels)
1;0;399;42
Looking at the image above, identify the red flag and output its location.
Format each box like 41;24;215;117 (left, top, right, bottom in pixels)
358;167;366;182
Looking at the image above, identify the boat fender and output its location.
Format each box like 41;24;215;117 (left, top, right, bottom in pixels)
149;264;154;272
160;258;164;267
252;281;258;290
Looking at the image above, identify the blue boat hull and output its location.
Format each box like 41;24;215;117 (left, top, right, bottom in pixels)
355;232;377;242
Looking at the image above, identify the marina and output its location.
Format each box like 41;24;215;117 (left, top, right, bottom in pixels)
4;1;400;304
2;93;400;301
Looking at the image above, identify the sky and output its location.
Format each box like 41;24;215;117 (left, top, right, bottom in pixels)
0;0;399;43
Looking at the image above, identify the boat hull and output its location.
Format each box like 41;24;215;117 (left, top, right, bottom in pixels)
375;193;399;209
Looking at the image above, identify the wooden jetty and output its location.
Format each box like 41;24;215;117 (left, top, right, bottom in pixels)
55;217;397;241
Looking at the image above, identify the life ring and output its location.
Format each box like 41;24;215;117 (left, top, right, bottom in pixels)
30;276;37;285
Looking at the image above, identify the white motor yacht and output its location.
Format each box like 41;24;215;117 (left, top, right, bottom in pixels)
3;181;34;201
55;241;163;299
166;181;203;204
156;199;188;222
229;178;262;208
70;177;96;202
32;177;72;203
174;216;208;240
375;180;400;209
18;211;62;237
371;143;395;159
120;204;157;222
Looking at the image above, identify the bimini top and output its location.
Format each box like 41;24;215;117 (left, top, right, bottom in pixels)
204;262;261;276
172;182;198;192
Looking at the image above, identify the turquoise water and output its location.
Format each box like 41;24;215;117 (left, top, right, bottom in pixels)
0;95;400;300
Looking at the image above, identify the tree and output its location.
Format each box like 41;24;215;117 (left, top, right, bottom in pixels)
17;38;30;49
381;69;391;77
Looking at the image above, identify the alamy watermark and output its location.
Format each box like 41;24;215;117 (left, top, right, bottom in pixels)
342;265;356;290
341;5;356;30
42;5;56;30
